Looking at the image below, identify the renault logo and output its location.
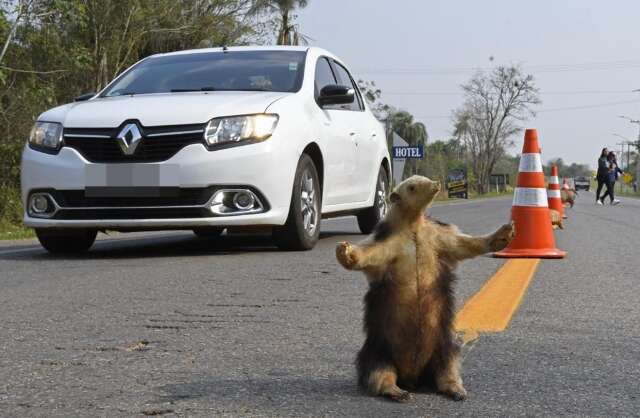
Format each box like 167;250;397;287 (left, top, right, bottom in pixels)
116;123;142;155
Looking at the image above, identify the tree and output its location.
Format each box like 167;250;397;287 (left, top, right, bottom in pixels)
453;66;540;193
357;79;393;121
0;0;268;191
253;0;310;45
544;159;591;179
418;139;466;188
388;110;428;178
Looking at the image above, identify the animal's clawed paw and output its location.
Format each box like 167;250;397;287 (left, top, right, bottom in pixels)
389;388;412;403
489;221;515;251
336;241;358;269
440;385;467;401
447;390;467;402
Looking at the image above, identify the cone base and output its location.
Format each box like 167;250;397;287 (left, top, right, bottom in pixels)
493;248;566;259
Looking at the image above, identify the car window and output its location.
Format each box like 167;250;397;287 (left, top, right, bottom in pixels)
314;57;337;100
101;50;307;96
331;61;364;111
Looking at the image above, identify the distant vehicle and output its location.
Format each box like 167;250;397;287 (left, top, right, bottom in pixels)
574;176;590;191
21;46;391;253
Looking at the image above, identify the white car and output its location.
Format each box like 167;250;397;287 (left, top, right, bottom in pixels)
21;46;391;253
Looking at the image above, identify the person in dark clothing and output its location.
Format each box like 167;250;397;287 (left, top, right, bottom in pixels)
595;148;609;204
599;151;622;205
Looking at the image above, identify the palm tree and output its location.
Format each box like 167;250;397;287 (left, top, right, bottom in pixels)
389;111;428;178
253;0;311;45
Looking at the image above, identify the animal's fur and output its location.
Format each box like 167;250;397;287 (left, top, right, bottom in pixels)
336;175;515;402
549;209;564;229
561;189;577;208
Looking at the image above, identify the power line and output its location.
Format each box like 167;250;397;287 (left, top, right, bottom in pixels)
355;59;640;76
409;99;640;120
536;99;640;113
383;90;635;96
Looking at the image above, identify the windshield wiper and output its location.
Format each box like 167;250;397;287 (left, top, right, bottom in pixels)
170;86;217;92
169;87;276;93
106;89;136;97
215;88;273;92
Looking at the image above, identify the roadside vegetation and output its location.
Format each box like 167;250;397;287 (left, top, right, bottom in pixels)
0;185;33;239
0;0;309;238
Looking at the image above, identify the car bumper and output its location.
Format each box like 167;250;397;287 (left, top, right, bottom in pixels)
21;140;298;229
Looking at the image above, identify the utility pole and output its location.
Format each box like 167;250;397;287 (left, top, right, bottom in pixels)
618;115;640;191
625;92;640;190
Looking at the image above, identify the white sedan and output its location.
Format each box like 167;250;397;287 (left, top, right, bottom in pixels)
21;46;391;253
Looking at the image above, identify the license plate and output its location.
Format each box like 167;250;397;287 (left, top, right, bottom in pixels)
85;164;179;197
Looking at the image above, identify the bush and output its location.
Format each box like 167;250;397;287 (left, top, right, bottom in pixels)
0;186;33;239
0;186;24;224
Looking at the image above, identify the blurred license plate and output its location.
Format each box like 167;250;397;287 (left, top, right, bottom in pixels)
85;164;179;197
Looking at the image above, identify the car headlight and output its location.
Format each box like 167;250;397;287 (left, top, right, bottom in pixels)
204;114;278;148
29;122;63;153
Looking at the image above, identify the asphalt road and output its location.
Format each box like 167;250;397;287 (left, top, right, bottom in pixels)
1;194;639;417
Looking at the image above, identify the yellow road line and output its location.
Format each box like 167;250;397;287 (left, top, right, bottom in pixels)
455;259;540;339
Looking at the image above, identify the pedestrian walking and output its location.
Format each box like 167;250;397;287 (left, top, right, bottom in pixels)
595;148;609;204
599;151;622;205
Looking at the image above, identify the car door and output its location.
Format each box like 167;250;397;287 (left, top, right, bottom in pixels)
313;56;358;206
331;60;377;202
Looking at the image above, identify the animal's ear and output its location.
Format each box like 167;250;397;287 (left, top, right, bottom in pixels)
389;192;401;203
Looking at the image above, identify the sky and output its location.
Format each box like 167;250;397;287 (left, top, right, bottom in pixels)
296;0;640;168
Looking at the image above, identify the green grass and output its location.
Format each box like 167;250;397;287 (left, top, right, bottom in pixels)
0;186;34;240
0;222;34;240
433;189;512;203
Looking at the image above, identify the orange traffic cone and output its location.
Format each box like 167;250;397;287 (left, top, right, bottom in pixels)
547;165;564;219
494;129;566;259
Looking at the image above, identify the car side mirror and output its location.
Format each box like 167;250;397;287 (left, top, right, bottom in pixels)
318;85;355;106
74;92;96;102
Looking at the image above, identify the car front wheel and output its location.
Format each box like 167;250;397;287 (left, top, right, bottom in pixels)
36;228;97;254
273;154;321;251
357;166;389;234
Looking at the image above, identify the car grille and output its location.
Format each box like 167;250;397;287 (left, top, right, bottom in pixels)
50;188;214;208
63;124;206;163
53;207;212;220
49;187;214;219
38;186;269;220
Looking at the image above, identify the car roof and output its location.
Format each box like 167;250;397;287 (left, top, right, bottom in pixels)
149;45;343;64
153;45;316;58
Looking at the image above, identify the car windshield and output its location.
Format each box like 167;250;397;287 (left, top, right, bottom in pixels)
101;50;307;97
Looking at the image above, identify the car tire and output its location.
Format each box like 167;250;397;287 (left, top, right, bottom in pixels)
357;166;389;234
35;228;97;254
273;154;321;251
193;227;224;238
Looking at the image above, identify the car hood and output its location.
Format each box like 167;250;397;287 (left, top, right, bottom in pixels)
39;91;289;127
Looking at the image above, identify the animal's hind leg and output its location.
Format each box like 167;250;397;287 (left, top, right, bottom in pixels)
367;366;411;402
357;339;411;402
433;344;467;401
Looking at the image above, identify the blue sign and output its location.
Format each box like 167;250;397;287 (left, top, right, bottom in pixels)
392;145;424;160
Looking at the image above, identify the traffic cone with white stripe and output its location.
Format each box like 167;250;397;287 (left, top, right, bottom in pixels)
494;129;566;258
547;165;564;220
